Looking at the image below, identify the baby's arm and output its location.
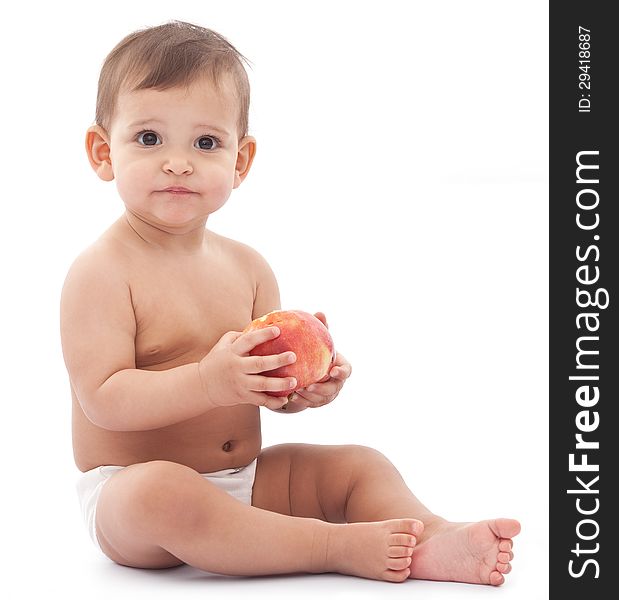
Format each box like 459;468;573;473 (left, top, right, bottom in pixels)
60;249;292;431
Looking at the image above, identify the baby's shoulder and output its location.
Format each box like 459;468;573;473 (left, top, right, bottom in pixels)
209;233;280;316
207;230;271;273
63;232;129;292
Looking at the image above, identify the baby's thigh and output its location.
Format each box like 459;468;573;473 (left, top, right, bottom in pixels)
253;443;368;522
95;461;193;568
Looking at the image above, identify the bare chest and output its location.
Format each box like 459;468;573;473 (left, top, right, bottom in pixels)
129;258;255;368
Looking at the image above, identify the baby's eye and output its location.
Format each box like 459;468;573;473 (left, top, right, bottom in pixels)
136;131;161;146
195;136;219;151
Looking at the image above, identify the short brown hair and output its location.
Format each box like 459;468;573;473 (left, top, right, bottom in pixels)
94;21;251;137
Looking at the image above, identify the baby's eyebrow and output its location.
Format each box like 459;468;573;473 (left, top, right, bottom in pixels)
127;118;164;128
128;119;230;136
194;124;231;136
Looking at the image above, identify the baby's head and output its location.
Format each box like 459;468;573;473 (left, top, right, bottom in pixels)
95;20;250;139
87;21;256;232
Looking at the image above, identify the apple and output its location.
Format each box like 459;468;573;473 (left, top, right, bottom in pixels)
243;309;336;398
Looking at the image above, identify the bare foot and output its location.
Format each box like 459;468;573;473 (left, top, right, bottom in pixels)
326;518;424;583
408;518;520;586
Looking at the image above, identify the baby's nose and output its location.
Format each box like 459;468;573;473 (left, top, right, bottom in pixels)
163;156;193;175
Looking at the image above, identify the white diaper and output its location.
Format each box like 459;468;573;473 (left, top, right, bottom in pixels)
76;459;258;551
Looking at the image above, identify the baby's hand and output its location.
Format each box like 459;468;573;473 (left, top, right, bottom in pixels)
198;327;297;410
289;350;352;409
287;312;352;410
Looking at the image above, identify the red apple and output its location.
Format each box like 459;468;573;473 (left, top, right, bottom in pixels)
243;310;336;397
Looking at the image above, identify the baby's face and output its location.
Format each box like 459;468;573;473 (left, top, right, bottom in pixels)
105;75;248;232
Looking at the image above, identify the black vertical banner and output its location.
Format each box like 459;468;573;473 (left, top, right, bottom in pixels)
550;2;618;599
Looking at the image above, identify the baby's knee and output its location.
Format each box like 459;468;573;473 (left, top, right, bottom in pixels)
95;462;193;567
106;460;204;527
336;444;388;465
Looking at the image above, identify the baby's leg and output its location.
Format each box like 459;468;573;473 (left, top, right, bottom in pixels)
253;444;520;586
94;460;420;581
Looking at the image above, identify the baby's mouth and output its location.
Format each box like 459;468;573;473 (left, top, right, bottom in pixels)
160;187;196;195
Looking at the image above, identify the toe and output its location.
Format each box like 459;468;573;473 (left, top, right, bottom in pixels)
392;518;423;537
389;533;416;548
384;567;411;583
388;545;414;558
498;539;513;552
387;556;412;571
489;570;505;586
497;563;512;574
493;518;521;539
497;551;511;563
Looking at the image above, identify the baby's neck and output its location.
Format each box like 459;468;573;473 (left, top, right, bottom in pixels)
122;211;209;255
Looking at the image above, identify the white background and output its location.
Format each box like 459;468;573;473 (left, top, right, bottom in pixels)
0;1;548;598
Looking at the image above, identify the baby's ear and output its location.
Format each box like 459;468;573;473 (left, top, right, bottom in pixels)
85;125;114;181
233;136;256;188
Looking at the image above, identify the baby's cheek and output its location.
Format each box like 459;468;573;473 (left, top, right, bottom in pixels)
115;163;149;199
115;176;140;205
214;158;240;189
202;165;236;205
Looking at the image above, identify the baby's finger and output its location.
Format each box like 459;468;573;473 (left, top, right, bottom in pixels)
245;390;289;410
247;374;297;394
329;366;351;380
330;354;352;379
296;386;335;406
234;326;280;355
304;380;340;397
314;312;328;328
257;394;290;411
243;351;296;374
287;393;311;409
219;330;244;345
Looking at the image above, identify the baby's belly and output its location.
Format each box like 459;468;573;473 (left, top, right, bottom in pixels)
72;398;262;473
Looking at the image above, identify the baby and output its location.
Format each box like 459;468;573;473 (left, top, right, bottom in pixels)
61;20;520;584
